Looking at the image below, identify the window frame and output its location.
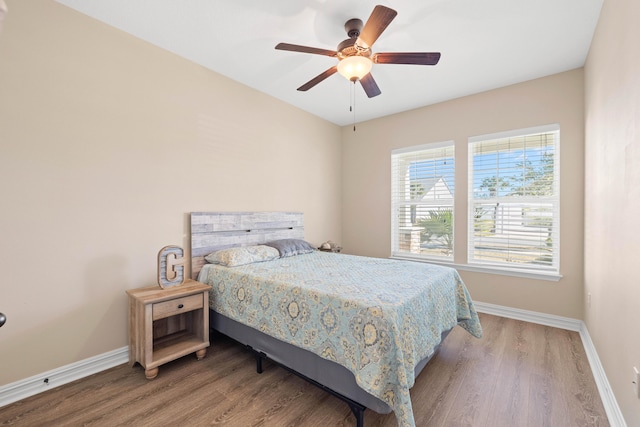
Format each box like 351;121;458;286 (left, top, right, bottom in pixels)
467;124;560;276
390;141;455;262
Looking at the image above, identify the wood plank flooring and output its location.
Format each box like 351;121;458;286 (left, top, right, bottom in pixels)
0;313;609;426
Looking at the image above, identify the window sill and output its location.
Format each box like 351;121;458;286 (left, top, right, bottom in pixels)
389;255;562;282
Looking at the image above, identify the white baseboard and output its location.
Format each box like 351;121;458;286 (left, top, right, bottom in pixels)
578;324;628;427
474;301;583;331
0;305;628;426
475;301;626;427
0;346;128;408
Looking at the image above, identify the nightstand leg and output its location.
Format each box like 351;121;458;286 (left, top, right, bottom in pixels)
195;349;207;360
145;367;159;380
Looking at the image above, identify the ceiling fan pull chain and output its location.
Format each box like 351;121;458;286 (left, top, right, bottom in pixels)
353;81;357;131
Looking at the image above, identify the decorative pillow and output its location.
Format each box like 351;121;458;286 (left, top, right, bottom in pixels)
205;245;280;267
265;239;315;258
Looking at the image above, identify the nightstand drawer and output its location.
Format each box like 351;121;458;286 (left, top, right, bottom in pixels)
153;294;203;320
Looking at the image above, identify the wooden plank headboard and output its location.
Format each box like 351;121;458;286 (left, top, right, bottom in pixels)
190;211;305;279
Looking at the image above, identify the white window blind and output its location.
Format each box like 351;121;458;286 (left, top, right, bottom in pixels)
391;142;455;260
468;125;559;273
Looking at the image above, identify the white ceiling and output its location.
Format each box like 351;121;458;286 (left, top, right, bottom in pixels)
54;0;603;126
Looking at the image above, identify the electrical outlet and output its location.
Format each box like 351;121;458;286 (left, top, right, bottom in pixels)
634;367;639;399
587;293;591;308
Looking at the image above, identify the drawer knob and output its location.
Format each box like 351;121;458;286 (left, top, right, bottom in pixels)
178;304;184;309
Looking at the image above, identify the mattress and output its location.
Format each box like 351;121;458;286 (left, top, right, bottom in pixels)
198;251;482;427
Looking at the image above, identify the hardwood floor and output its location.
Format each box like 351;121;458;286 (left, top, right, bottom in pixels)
0;313;609;426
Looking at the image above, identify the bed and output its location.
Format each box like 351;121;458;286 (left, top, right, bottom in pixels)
190;212;482;427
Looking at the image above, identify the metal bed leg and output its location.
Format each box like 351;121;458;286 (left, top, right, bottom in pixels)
247;345;265;374
255;351;264;374
348;402;365;427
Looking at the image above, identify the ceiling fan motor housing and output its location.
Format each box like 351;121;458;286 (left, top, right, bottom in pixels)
338;18;370;58
337;39;360;58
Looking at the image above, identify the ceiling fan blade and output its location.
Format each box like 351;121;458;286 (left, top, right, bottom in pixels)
275;43;337;57
360;73;381;98
373;52;441;65
297;66;338;91
356;5;397;49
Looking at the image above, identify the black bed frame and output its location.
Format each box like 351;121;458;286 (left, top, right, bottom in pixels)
247;343;367;427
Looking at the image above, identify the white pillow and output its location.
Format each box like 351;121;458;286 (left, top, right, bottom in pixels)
205;245;280;267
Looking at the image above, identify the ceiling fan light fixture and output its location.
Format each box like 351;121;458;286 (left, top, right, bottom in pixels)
337;56;372;82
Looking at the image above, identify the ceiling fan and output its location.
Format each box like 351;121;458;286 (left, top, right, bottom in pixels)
275;5;440;98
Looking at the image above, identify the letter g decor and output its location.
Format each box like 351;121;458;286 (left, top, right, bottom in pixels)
157;245;185;288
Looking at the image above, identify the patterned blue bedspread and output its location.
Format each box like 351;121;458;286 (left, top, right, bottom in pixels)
198;251;482;427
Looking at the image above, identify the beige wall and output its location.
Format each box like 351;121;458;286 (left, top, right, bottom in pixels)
0;0;342;386
342;69;585;319
584;0;640;424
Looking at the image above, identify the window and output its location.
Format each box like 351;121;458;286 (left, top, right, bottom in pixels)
391;142;455;261
390;125;561;279
468;125;559;273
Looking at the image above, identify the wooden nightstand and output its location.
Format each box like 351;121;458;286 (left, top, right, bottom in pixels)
126;279;212;379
